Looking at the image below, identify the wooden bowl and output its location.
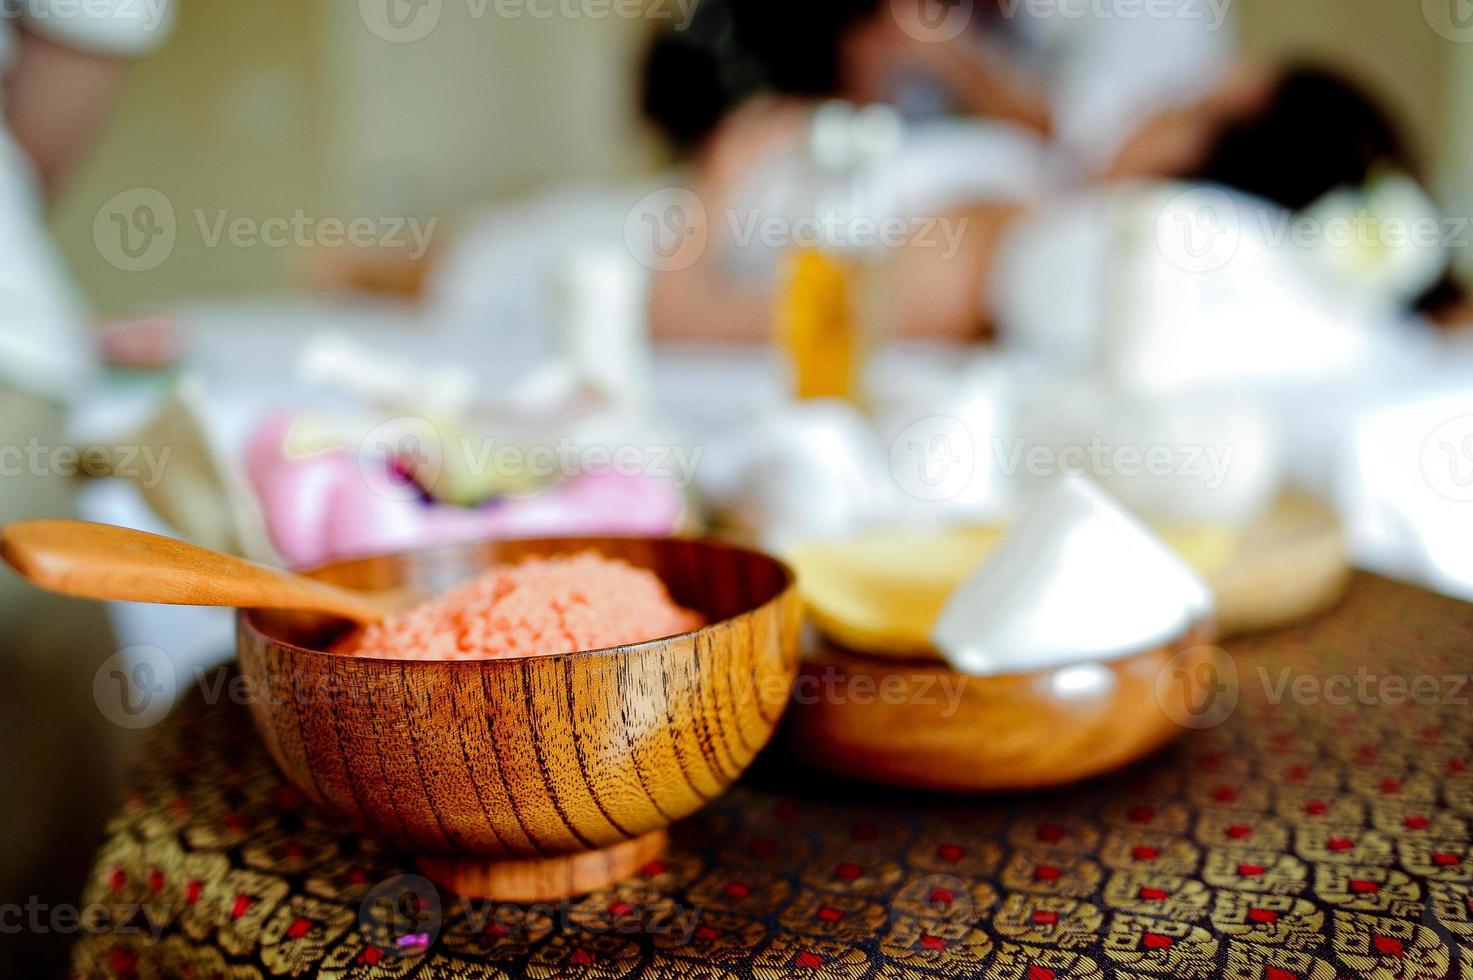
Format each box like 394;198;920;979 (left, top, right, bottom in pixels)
784;625;1218;792
236;536;800;901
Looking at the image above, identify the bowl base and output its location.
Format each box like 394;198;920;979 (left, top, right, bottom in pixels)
417;830;668;901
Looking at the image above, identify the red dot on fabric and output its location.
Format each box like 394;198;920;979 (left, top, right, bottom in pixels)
1373;935;1405;958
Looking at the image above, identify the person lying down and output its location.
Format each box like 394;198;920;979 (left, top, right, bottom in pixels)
639;8;1467;348
314;0;1467;361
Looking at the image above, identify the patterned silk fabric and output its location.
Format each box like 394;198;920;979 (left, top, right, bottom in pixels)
73;573;1473;978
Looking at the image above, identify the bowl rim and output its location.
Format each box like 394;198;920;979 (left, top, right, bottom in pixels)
237;534;797;666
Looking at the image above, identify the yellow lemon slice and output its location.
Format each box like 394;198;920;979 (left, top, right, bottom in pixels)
787;523;1240;659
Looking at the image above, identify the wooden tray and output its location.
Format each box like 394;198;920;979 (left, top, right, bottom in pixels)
781;494;1349;790
786;492;1349;661
1207;492;1349;636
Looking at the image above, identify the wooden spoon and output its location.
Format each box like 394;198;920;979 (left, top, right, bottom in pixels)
0;519;419;625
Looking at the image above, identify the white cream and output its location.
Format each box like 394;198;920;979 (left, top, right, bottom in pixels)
931;474;1214;676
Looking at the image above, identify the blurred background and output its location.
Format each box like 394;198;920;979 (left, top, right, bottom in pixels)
48;0;1473;310
8;0;1473;974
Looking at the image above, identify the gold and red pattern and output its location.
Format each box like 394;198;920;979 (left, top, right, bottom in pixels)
73;575;1473;978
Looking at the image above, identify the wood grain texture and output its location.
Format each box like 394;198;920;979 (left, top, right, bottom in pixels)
0;518;408;624
236;536;801;900
784;625;1217;792
1209;492;1349;636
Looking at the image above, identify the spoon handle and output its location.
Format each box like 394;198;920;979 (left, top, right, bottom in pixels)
0;519;390;623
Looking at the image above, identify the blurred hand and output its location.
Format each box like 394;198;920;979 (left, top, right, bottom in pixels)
4;26;125;200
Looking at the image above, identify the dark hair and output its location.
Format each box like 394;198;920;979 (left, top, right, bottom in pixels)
1190;66;1461;316
641;0;883;151
1192;66;1414;211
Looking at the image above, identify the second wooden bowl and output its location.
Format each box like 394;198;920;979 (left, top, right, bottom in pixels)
785;626;1218;792
237;536;800;901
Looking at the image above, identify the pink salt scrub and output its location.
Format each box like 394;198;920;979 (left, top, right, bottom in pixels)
340;552;705;661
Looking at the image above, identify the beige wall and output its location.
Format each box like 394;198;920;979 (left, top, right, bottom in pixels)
1237;0;1454;173
47;0;664;313
50;0;331;311
318;1;661;220
46;0;1473;312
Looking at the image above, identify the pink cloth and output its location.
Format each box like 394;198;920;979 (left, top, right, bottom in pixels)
246;415;685;567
